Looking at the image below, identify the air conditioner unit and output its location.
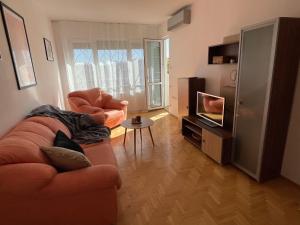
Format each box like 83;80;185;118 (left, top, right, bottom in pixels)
167;6;191;31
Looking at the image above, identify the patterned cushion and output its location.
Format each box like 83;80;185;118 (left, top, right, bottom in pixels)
40;146;91;171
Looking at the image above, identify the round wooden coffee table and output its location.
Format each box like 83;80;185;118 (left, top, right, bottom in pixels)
121;118;154;154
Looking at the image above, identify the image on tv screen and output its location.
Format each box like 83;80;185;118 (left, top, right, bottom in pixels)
197;92;225;126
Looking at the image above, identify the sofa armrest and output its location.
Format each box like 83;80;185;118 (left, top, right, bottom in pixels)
40;165;121;197
105;98;128;110
0;163;57;195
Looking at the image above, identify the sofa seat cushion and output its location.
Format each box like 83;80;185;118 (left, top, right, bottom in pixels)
82;140;118;167
104;109;125;128
82;140;121;189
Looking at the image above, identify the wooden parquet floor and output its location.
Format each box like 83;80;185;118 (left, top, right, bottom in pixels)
111;110;300;225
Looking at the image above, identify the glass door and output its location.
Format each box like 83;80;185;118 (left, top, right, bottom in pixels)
164;38;170;108
144;39;164;110
233;21;278;179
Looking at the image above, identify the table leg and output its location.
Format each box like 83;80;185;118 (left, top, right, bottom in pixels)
148;126;154;147
140;129;142;146
123;128;127;145
134;129;136;154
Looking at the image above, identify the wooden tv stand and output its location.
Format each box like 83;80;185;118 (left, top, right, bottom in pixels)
182;116;232;165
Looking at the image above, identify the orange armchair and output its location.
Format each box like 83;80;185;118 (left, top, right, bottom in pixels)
68;88;128;128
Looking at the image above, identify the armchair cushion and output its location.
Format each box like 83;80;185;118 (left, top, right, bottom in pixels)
69;97;90;108
95;92;113;108
54;130;84;154
104;109;125;128
77;105;104;114
40;146;91;171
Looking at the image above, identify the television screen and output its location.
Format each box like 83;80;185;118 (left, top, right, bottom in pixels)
196;92;225;127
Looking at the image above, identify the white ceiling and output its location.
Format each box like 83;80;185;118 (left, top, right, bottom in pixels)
32;0;194;24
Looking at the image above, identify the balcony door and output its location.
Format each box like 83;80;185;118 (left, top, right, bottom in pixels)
144;39;164;110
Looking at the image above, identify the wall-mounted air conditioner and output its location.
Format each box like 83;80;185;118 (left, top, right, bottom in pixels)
167;6;191;31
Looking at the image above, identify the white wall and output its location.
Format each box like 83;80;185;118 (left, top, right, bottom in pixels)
282;65;300;185
163;0;300;184
0;0;63;136
164;0;300;117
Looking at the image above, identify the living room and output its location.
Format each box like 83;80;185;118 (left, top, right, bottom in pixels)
0;0;300;225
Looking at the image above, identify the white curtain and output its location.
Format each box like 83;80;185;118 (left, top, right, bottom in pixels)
53;21;161;112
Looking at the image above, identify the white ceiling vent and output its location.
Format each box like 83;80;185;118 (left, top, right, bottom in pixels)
167;6;191;31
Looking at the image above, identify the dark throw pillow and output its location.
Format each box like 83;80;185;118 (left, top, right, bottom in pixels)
54;130;84;154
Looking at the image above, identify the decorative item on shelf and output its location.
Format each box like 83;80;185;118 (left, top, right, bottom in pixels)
0;2;37;90
131;116;142;124
212;56;237;64
212;56;225;64
43;38;54;61
229;58;236;64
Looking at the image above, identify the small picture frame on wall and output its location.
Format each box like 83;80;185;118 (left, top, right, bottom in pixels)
43;38;54;61
0;2;37;90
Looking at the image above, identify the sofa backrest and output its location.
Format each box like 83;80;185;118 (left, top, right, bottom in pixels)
68;88;113;111
0;116;71;166
68;88;100;105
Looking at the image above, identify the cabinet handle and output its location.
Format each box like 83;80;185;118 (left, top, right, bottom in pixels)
202;139;206;143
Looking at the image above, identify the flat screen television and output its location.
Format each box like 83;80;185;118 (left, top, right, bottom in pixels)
196;92;225;127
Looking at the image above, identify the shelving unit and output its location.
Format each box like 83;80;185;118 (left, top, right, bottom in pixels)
232;18;300;181
208;42;239;65
182;115;232;165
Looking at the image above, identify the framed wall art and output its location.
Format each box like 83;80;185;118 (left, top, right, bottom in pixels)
0;2;37;90
43;38;54;61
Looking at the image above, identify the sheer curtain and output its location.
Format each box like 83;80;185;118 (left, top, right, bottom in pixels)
53;21;160;112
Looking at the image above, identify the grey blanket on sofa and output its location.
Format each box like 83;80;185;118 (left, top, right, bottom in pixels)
27;105;110;144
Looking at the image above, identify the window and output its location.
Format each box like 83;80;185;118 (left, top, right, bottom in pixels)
71;48;96;90
98;49;127;62
70;44;146;99
73;49;94;64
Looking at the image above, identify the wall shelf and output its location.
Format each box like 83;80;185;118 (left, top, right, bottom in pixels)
208;42;239;65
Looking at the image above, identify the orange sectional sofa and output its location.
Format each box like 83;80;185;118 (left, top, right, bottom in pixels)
0;116;121;225
68;88;128;128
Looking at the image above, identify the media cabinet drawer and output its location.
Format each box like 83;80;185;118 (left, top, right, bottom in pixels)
202;130;223;163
